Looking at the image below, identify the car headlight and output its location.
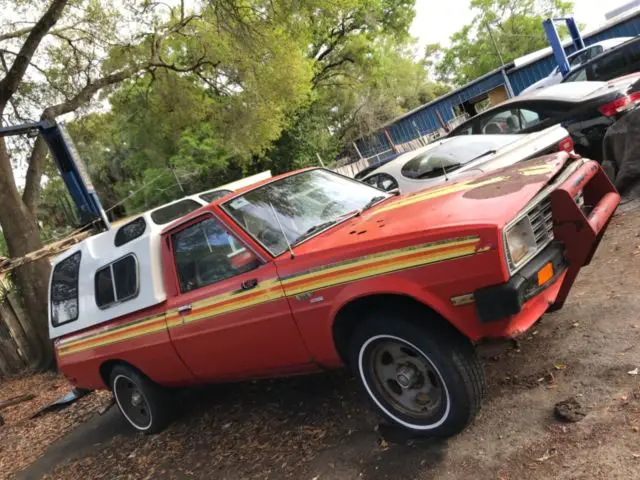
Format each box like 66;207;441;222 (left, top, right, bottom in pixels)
504;216;537;268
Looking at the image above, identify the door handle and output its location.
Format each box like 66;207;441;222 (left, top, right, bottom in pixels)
177;304;192;314
240;278;258;291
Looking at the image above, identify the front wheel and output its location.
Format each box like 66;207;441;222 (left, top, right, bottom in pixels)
110;365;172;434
349;313;485;438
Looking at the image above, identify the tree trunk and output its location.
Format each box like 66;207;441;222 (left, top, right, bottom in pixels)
0;139;54;370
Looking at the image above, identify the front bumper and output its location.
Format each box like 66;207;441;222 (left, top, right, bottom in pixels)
475;243;567;323
474;159;619;333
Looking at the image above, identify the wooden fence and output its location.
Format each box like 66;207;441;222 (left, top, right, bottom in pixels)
0;279;39;376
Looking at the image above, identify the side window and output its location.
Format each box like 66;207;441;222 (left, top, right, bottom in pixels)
114;217;146;247
588;45;603;59
376;173;398;191
591;50;627;81
94;255;139;308
624;41;640;70
453;125;473;135
173;217;260;293
199;189;233;203
51;251;81;326
363;174;398;192
362;175;380;188
481;108;546;134
565;67;588;82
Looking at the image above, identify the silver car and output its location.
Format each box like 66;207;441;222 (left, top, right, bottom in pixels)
360;125;572;194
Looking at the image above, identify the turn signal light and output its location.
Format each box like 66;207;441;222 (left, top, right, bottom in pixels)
557;136;574;153
598;92;640;117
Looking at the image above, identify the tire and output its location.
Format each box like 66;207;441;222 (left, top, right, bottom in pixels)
110;365;172;434
349;311;485;438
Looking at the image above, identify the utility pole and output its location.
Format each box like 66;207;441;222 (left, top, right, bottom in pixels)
485;21;505;66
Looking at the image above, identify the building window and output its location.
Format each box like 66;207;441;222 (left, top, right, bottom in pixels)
114;217;147;247
94;255;139;308
51;251;81;326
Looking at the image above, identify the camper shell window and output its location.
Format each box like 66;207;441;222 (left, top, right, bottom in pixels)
50;251;81;326
95;254;139;309
151;199;202;225
114;217;147;247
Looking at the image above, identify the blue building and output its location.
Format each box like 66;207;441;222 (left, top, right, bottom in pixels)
353;9;640;161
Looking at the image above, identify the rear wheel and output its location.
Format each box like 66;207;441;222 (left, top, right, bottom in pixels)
349;312;485;438
110;365;172;434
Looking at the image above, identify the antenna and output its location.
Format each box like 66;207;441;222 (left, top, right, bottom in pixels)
269;202;295;259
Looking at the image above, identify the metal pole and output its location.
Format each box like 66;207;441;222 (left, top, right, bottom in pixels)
485;21;505;66
316;153;325;168
352;142;364;160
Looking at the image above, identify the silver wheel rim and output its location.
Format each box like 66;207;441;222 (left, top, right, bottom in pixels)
113;374;153;431
358;335;451;430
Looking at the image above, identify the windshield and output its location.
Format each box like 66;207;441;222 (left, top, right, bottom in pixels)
222;169;389;256
400;136;519;179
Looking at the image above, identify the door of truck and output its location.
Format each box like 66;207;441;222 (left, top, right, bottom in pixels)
164;213;312;381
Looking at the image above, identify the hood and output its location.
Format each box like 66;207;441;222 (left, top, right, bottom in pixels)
295;153;571;255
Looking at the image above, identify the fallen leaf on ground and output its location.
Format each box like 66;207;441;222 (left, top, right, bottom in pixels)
536;448;557;462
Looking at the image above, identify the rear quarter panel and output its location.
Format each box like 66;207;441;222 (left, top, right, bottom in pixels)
55;306;196;389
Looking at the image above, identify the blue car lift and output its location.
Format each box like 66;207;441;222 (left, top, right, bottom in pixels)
543;16;585;77
0;120;110;231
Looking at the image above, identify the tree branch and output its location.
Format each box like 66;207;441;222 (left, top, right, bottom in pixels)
0;0;69;113
21;66;137;213
0;27;35;43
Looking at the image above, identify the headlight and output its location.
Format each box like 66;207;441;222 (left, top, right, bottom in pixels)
504;216;537;267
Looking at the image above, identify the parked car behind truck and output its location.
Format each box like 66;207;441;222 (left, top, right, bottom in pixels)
520;37;633;95
50;156;619;437
447;77;640;161
359;125;572;194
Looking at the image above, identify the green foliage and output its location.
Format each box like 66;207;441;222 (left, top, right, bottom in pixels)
0;231;7;257
426;0;573;86
36;0;449;222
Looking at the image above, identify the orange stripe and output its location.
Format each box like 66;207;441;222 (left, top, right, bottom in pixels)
283;242;470;292
58;317;166;353
185;284;283;319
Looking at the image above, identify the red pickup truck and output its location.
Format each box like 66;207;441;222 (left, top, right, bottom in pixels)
49;152;619;437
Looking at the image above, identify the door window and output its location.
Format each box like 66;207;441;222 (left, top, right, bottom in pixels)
173;217;260;293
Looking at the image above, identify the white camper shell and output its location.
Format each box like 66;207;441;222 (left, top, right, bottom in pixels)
48;172;271;340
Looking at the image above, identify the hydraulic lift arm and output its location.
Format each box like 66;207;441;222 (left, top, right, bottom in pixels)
0;120;110;231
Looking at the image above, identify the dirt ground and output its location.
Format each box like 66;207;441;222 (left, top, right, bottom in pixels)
4;205;640;480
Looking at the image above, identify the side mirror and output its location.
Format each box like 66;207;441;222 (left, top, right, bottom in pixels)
388;187;400;195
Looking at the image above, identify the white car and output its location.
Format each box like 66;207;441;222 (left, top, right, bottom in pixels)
360;126;572;194
519;37;633;95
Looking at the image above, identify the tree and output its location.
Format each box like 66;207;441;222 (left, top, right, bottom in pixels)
0;0;312;368
426;0;573;86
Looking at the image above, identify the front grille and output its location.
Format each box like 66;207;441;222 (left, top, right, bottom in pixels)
527;197;554;250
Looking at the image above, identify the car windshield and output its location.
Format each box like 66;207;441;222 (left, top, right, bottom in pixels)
400;137;519;179
222;169;389;256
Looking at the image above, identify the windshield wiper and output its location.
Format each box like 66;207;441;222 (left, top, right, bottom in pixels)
360;195;388;212
468;150;497;163
290;220;338;247
417;164;462;179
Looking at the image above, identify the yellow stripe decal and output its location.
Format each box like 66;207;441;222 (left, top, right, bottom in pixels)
57;236;482;356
